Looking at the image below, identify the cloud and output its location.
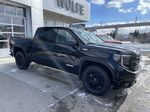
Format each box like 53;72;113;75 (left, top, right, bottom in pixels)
89;0;150;15
119;8;135;14
137;0;150;15
107;0;135;8
91;0;105;5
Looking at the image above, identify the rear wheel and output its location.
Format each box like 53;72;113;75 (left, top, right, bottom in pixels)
82;66;111;96
15;51;30;69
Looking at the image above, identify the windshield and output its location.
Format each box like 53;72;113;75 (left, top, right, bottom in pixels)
98;35;114;41
73;29;103;44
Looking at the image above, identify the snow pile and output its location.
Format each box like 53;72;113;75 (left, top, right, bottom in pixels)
77;93;87;98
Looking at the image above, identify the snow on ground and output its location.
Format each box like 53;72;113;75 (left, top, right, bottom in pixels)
131;43;150;51
137;56;150;87
0;48;10;58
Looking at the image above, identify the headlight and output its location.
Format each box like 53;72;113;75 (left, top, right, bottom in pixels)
113;54;131;69
121;55;131;69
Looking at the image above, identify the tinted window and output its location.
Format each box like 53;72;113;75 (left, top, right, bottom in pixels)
73;29;103;44
57;29;75;45
39;28;57;43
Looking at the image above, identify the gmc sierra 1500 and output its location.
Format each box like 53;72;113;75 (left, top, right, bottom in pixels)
10;27;141;95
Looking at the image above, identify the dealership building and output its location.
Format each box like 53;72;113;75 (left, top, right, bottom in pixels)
0;0;90;48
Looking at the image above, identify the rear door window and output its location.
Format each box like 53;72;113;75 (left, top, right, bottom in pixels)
38;28;57;43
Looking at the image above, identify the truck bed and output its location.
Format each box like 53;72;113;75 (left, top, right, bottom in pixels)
10;37;33;56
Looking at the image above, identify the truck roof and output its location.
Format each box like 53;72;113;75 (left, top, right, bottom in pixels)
38;26;71;29
37;27;81;31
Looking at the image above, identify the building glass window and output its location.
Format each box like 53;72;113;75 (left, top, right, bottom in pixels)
17;7;25;17
0;3;26;49
0;33;12;48
14;34;25;38
56;21;64;26
0;25;12;32
13;18;24;25
0;16;11;24
47;20;54;26
0;3;4;13
6;5;16;15
13;26;25;32
0;33;12;40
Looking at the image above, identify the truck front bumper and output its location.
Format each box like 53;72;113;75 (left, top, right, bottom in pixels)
113;65;141;89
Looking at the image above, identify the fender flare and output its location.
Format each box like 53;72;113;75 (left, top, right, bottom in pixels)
13;46;31;61
79;57;116;80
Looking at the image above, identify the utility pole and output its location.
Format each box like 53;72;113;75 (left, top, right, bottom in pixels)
100;21;102;26
135;17;138;23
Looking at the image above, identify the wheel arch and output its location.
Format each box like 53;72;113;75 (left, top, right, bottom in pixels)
13;46;31;61
13;47;25;56
79;58;116;82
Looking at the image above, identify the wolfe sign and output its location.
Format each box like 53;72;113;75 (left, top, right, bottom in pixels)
57;0;84;15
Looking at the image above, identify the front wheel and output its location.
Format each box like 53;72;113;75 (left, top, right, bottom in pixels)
15;51;30;70
82;66;111;96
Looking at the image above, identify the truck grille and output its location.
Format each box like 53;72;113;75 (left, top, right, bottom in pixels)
129;55;141;71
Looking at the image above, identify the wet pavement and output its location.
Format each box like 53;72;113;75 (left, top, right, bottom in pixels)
0;54;150;112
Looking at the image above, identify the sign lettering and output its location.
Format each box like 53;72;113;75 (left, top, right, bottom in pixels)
57;0;84;15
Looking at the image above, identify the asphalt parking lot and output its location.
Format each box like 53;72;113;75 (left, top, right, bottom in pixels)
0;53;150;112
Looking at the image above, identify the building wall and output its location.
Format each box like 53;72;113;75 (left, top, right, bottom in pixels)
8;0;90;36
43;11;70;27
43;0;90;22
30;0;43;35
0;0;90;48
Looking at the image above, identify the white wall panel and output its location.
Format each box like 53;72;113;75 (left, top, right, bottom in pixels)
43;0;90;22
30;0;43;36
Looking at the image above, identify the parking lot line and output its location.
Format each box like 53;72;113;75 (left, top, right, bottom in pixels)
39;86;82;112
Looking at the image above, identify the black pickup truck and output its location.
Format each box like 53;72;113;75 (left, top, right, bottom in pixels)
10;27;141;95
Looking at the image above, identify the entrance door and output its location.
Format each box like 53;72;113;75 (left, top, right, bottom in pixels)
0;3;26;49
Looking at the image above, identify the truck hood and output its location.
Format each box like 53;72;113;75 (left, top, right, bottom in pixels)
85;43;141;55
